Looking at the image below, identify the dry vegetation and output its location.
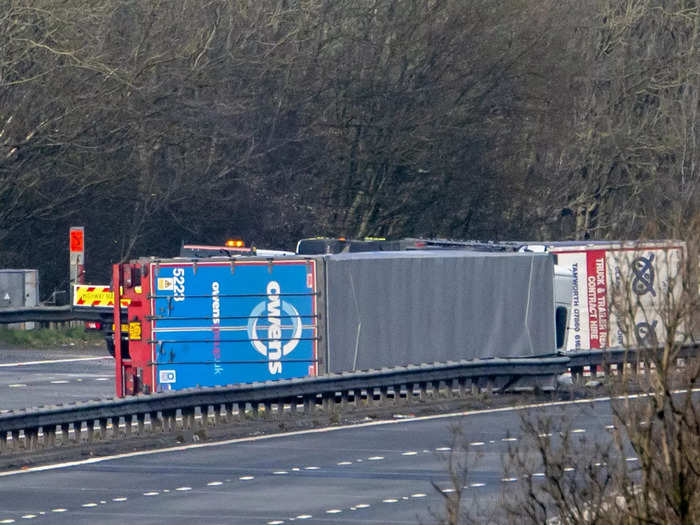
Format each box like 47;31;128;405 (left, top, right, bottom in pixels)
1;0;698;296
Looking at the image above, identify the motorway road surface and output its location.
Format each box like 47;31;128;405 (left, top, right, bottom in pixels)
0;349;114;411
0;397;622;524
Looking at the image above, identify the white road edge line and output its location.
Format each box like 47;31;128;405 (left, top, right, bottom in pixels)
2;388;698;477
0;357;110;367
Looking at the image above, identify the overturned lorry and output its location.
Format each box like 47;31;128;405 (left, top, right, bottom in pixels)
297;238;688;351
111;249;571;396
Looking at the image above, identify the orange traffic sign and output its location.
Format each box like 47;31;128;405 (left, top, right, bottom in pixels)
70;228;84;253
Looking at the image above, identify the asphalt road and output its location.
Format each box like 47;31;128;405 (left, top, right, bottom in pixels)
0;397;619;524
0;348;115;411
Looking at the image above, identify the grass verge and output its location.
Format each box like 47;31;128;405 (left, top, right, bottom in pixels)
0;326;104;349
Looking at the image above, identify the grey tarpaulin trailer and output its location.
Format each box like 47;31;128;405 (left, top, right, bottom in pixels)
318;250;558;373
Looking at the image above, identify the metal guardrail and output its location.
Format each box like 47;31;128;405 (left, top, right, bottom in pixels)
566;343;699;371
0;306;109;324
0;345;696;456
0;357;569;453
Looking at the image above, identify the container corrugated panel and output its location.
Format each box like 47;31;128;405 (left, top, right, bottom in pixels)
147;259;319;391
323;251;556;373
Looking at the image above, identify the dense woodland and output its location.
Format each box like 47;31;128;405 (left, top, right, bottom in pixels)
1;0;698;297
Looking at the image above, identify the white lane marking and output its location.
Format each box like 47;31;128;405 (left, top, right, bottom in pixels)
356;504;370;509
8;384;26;388
5;389;699;478
532;473;545;477
207;481;223;486
469;442;485;446
435;447;451;451
626;457;638;462
572;429;586;433
81;503;97;508
441;488;456;493
296;515;312;519
538;433;552;438
304;466;319;470
502;477;518;482
469;482;485;487
51;509;67;513
21;515;37;519
0;356;110;367
0;519;15;523
268;521;284;525
401;451;417;456
326;509;342;514
502;437;518;442
175;486;192;491
143;492;159;496
367;456;384;461
564;467;575;472
337;461;352;465
50;380;70;384
605;425;615;430
240;476;254;480
383;498;398;503
411;493;426;498
273;471;288;475
95;377;110;381
112;497;127;502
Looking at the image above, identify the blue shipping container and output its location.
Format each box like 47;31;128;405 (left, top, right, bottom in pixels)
149;260;318;391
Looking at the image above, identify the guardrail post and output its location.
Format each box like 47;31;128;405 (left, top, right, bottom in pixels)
44;425;56;447
570;366;583;383
303;395;313;413
124;415;133;436
86;421;95;442
349;389;358;407
391;385;402;405
162;410;175;432
378;386;390;404
0;431;7;452
98;418;108;439
181;409;194;429
318;393;329;411
9;430;20;450
23;428;37;449
59;424;70;444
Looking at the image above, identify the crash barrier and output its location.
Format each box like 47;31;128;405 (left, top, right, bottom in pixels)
0;344;697;455
0;306;105;324
566;345;698;380
0;357;568;453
